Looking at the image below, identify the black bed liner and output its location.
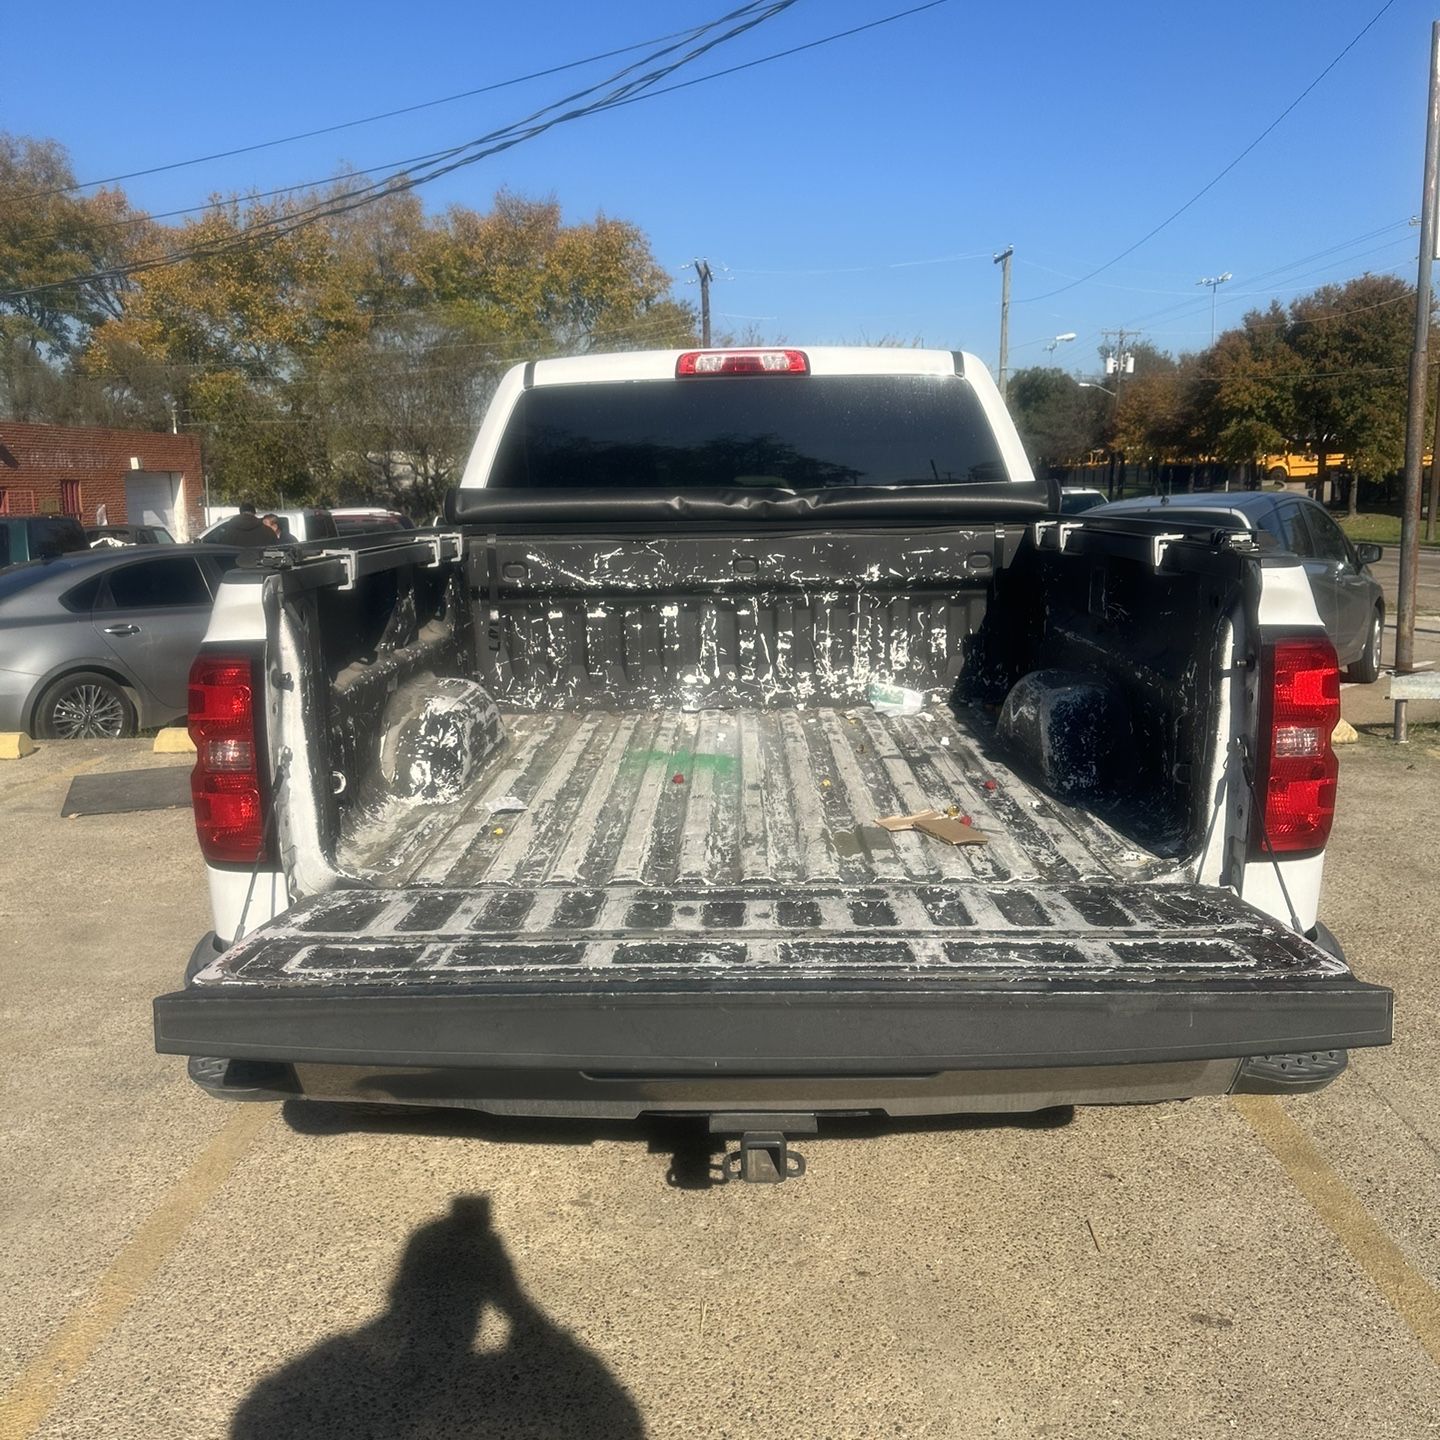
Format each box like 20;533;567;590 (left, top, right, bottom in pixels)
337;707;1172;888
175;881;1352;989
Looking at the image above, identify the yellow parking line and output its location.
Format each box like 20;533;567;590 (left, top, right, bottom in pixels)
0;1105;270;1440
1234;1095;1440;1367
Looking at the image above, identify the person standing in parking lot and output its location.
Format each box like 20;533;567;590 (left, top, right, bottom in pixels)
209;503;274;548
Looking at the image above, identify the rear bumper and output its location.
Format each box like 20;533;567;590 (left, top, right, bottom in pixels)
156;932;1391;1116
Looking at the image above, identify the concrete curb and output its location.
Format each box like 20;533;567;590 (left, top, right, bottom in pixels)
153;728;196;755
0;732;37;760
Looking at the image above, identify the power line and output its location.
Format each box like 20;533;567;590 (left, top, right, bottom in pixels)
9;22;714;203
1013;0;1399;305
0;1;799;300
1116;243;1415;338
2;0;952;304
728;247;990;277
1012;223;1416;360
1089;225;1417;341
23;1;953;249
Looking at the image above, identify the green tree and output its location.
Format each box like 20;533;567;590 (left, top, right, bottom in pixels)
1190;302;1301;470
1007;368;1107;468
1288;273;1415;509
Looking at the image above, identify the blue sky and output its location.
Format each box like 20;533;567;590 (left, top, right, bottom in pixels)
3;1;1429;375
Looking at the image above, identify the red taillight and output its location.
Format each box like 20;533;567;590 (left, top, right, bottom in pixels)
676;348;809;377
189;653;269;865
1253;637;1340;856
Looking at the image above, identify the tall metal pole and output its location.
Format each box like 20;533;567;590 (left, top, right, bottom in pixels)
994;246;1014;400
693;259;713;346
1396;20;1440;744
1196;274;1231;345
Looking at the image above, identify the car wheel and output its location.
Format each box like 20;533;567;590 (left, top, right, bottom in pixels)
35;671;137;739
1346;608;1383;685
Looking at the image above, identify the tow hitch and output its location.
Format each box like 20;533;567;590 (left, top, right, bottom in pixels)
710;1113;816;1183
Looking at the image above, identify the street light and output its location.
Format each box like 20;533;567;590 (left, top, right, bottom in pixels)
1044;331;1077;361
1196;272;1233;345
1079;381;1116;397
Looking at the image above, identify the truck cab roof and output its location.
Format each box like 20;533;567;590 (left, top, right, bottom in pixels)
457;345;1032;497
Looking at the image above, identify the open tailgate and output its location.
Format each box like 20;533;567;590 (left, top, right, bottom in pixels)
155;882;1392;1072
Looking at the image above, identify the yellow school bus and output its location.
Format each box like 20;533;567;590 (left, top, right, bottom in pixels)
1259;452;1347;482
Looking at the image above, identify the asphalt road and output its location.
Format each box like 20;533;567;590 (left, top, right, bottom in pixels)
1369;544;1440;625
1;725;1438;1440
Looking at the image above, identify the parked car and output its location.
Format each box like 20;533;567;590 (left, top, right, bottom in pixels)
331;507;415;536
1057;486;1108;515
0;545;237;738
86;523;176;548
1094;491;1385;682
197;507;339;544
156;346;1389;1179
0;515;89;569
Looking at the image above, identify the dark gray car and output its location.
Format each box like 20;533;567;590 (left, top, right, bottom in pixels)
0;546;238;739
1094;491;1385;681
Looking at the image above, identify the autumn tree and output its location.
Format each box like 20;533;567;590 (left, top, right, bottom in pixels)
85;181;698;504
0;133;153;419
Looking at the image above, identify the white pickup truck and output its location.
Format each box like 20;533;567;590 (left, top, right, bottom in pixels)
154;346;1390;1180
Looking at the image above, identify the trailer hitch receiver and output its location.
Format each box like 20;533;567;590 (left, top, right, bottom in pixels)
710;1114;815;1183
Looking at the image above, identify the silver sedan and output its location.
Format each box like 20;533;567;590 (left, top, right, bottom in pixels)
0;546;238;739
1093;491;1386;682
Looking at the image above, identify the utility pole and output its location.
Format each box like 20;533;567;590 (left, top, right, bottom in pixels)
1100;328;1136;498
993;246;1013;399
1397;19;1440;742
693;259;714;346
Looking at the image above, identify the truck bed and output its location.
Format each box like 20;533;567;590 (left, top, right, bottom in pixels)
340;702;1172;892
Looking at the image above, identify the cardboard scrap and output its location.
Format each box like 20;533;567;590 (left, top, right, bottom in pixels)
875;808;941;832
875;808;989;846
913;813;989;847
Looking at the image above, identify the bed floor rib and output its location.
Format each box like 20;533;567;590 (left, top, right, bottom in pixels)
341;705;1168;890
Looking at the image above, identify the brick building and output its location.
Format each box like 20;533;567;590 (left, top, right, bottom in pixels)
0;421;204;538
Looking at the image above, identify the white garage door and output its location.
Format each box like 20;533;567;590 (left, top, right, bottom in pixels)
125;472;184;537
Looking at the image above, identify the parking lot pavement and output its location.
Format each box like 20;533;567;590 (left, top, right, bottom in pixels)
2;737;1438;1439
1368;545;1440;619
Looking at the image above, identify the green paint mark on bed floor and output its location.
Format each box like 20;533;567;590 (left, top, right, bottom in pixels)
621;749;737;778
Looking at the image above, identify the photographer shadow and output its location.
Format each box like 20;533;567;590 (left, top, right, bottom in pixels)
230;1195;645;1440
